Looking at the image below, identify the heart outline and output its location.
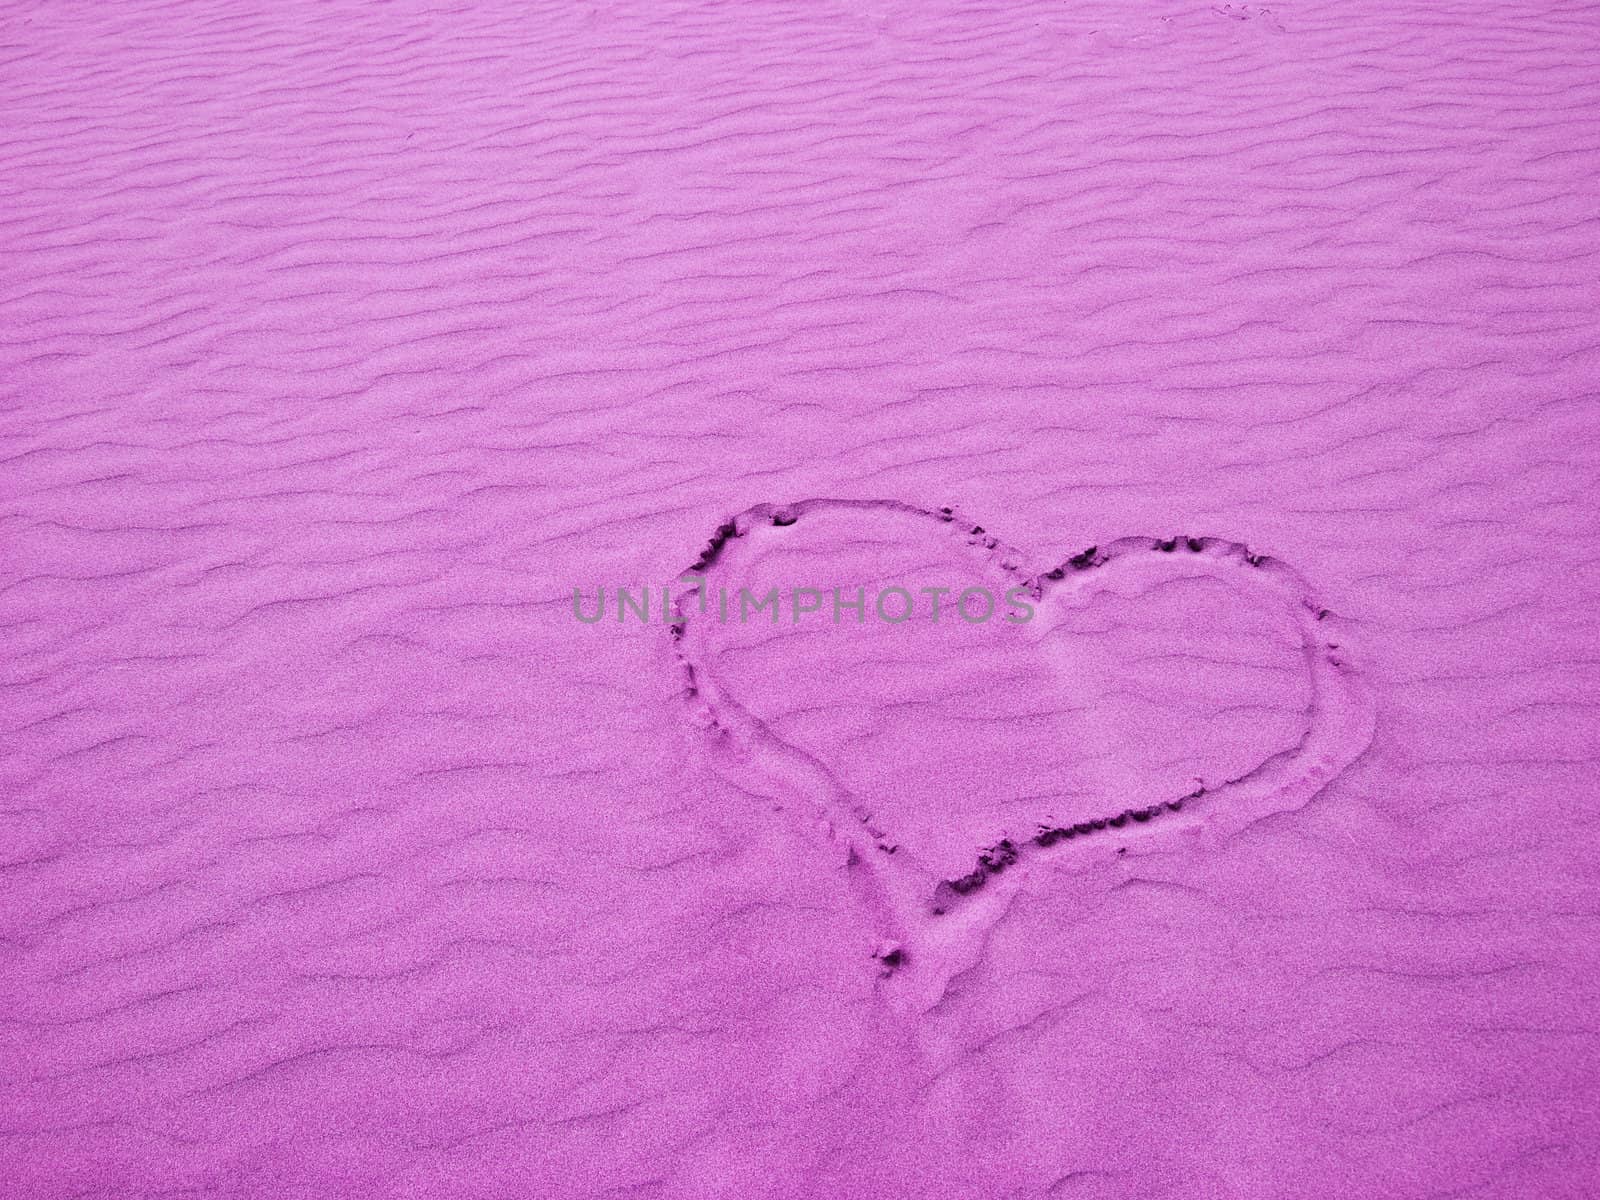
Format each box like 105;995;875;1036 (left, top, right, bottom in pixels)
670;498;1375;1010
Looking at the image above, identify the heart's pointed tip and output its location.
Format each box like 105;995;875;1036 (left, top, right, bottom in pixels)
872;940;908;977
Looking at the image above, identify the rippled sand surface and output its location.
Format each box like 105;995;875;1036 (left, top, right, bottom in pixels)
3;2;1598;1196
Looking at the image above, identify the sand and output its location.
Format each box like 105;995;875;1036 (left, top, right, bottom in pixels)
2;1;1598;1196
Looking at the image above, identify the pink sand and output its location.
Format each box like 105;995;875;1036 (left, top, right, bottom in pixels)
3;1;1598;1197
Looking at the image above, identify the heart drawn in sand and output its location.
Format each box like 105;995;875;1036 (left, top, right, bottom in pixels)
670;499;1375;1009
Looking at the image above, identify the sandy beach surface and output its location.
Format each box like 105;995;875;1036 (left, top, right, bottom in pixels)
3;2;1598;1196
